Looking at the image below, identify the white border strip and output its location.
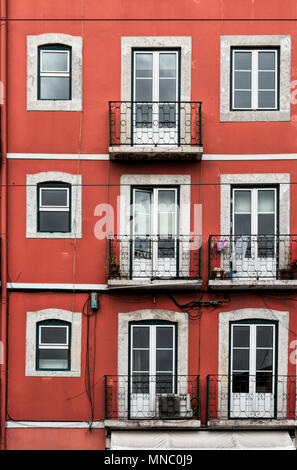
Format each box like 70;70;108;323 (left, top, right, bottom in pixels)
7;283;108;290
7;153;297;161
203;154;297;161
7;153;110;160
6;421;105;429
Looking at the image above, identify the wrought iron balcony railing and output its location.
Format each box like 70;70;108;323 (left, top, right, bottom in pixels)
209;234;297;281
104;375;200;420
207;375;297;421
107;235;201;281
109;101;202;147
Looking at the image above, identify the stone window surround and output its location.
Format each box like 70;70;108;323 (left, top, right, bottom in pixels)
218;308;289;420
27;33;82;111
220;35;291;122
25;308;82;377
26;171;82;239
121;37;192;101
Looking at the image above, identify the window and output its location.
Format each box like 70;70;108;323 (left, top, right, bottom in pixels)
133;50;179;143
132;187;179;278
130;322;176;418
27;33;82;111
232;49;278;110
26;171;82;239
36;320;71;371
220;35;291;122
230;321;276;418
231;187;277;277
38;183;71;233
38;45;71;100
26;308;82;377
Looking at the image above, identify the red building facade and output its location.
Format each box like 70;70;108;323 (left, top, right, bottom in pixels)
1;0;297;450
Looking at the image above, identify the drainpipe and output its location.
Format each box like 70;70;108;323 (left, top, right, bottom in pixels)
0;0;8;451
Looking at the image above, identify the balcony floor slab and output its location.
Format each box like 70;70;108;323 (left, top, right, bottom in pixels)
108;279;202;290
109;145;203;160
208;279;297;290
104;419;201;429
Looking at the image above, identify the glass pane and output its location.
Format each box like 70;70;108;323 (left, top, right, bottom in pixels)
232;349;249;371
132;373;149;393
234;90;251;108
234;214;251;235
256;349;273;371
232;372;249;393
134;238;152;259
258;214;275;235
158;237;175;258
234;191;251;213
132;327;150;348
159;103;176;128
40;326;67;344
42;51;69;72
135;54;153;78
159;79;176;101
41;189;68;207
156;350;173;372
233;326;250;348
135;79;152;101
159;54;176;78
39;211;70;232
234;71;251;89
158;190;176;236
134;191;151;235
156;327;173;348
132;350;149;372
258;52;275;70
134;103;152;127
257;235;275;258
258;71;275;90
258;90;275;108
257;326;273;348
156;374;173;394
234;52;252;70
40;76;70;100
256;372;272;393
38;349;68;370
258;190;275;212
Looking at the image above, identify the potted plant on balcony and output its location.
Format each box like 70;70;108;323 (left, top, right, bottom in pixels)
212;267;224;279
280;258;297;280
108;256;120;279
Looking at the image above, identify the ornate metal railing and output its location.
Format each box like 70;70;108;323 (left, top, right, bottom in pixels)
104;375;200;420
206;375;297;421
107;235;201;281
209;234;297;280
109;101;202;147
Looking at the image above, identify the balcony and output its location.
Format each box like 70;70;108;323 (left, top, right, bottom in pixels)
108;101;203;160
107;235;202;289
207;375;297;427
208;234;297;289
104;375;200;426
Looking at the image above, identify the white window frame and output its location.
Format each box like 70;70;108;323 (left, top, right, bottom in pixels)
27;33;82;111
26;172;82;239
220;35;291;122
37;323;70;371
232;49;278;110
39;48;71;100
38;185;71;233
25;309;82;377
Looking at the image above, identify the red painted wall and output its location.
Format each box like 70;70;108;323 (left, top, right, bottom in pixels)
4;0;297;449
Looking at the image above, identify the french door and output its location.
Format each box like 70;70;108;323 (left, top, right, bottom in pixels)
232;188;277;278
130;323;176;418
133;50;179;145
230;322;276;418
132;187;178;279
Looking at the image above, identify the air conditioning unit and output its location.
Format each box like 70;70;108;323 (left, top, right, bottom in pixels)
156;393;193;419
